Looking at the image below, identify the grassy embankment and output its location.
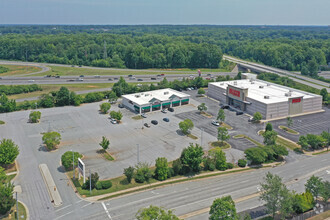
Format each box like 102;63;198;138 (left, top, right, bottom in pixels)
0;64;42;76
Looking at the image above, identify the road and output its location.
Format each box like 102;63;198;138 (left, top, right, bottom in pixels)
223;55;330;92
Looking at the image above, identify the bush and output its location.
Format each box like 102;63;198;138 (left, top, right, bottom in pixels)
100;180;112;189
226;163;234;169
29;111;41;123
293;147;304;154
180;143;204;173
155;157;169;181
110;110;123;122
238;159;247;167
0;139;19;165
61;151;82;171
42;131;61;150
95;182;102;190
253;112;262;122
100;102;111;114
134;162;152;183
82;172;99;190
124;166;135;183
203;156;215;171
172;159;183;176
293;191;314;214
244;147;267;165
167;168;174;178
209;148;227;171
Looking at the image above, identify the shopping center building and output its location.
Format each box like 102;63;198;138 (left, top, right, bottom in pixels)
208;79;323;119
122;88;190;114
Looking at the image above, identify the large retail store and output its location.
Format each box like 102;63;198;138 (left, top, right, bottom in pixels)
208;79;323;119
122;88;190;113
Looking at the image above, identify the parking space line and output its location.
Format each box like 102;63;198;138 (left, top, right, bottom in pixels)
102;202;112;220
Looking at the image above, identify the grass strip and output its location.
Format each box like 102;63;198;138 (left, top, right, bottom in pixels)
279;126;299;135
187;134;198;140
276;136;300;150
312;149;330;155
221;122;233;130
0;120;5;125
210;141;231;149
132;115;143;120
0;202;27;220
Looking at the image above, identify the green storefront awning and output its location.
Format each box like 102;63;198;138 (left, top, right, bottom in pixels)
181;99;189;102
152;104;161;108
172;100;180;104
134;105;140;110
142;106;151;110
162;102;171;106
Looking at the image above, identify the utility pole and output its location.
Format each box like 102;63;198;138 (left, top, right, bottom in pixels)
72;150;75;180
89;169;92;195
137;144;140;164
16;192;19;220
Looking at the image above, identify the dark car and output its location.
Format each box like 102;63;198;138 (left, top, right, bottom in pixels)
137;79;143;81
55;75;60;78
80;75;84;77
236;111;244;115
151;120;158;125
114;77;118;80
128;74;133;77
108;78;113;81
144;123;150;128
221;104;230;109
118;103;124;108
151;77;157;80
168;107;174;112
163;118;170;122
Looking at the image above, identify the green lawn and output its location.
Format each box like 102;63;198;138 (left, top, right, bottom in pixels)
29;65;234;77
0;120;5;125
0;64;42;76
1;202;26;220
258;131;300;150
220;122;233;130
210;141;231;149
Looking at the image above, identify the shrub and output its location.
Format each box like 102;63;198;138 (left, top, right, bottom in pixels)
167;168;174;178
253;112;262;122
265;123;273;132
293;147;304;154
95;182;102;190
238;159;247;167
0;139;19;165
209;148;227;171
124;166;135;183
134;162;152;183
293;191;314;214
82;172;99;190
155;157;169;181
42;131;61;150
172;159;183;176
100;102;111;114
244;147;267;165
180;143;204;173
29;111;41;123
110;110;123;121
226;163;234;169
100;180;112;189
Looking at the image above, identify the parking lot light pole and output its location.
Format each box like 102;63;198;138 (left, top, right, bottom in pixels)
201;128;204;146
137;144;140;164
89;169;92;195
16;191;19;220
72;150;75;180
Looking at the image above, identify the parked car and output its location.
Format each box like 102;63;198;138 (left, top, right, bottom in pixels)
168;107;174;112
80;75;84;77
151;120;158;125
141;113;147;118
161;109;167;113
151;77;156;80
76;78;83;81
236;111;244;115
221;104;230;109
144;123;150;128
248;117;255;122
110;118;117;124
94;75;100;78
211;120;220;126
118;103;124;108
55;75;60;78
128;74;133;77
163;118;170;122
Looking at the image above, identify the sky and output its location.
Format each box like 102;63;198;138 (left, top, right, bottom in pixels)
0;0;329;25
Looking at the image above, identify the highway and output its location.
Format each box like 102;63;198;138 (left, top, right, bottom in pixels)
223;55;330;93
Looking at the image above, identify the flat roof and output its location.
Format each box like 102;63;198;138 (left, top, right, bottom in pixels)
209;79;319;104
122;88;190;105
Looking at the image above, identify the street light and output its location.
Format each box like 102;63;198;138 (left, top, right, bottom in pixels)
72;150;75;180
201;128;204;146
137;144;140;164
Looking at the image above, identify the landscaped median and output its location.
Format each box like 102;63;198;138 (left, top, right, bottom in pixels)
278;125;299;135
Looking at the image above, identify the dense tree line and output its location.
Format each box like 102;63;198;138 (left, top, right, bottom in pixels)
0;84;42;96
0;25;328;74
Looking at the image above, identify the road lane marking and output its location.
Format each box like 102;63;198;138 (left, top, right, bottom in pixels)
82;202;93;208
75;200;83;204
54;211;73;220
55;204;72;212
102;202;112;220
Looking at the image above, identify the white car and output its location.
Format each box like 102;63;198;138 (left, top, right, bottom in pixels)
161;109;167;113
211;120;220;126
141;113;147;118
110;118;117;124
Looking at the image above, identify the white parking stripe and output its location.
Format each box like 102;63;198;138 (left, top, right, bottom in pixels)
102;202;112;220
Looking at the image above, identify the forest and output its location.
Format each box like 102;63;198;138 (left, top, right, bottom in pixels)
0;25;329;73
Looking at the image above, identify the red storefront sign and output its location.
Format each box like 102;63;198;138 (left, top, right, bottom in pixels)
229;88;240;97
292;98;301;103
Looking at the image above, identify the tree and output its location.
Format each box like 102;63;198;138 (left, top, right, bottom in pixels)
209;147;227;171
180;143;204;173
305;175;323;198
197;103;207;113
197;88;205;95
217;109;225;124
307;59;318;77
172;159;183;176
321;131;330;151
292;191;314;214
42;131;61;150
0;182;15;215
135;162;152;183
262;131;278;146
253;112;262;122
217;127;230;144
136;205;179;220
320;181;330;202
306;134;326;150
209;196;238;220
320;88;328;103
265;123;273;132
179;119;194;135
124;166;135;183
155;157;169;181
238;159;247;167
100;102;111;114
0;139;19;166
108;91;118;103
110;111;123;122
99;136;110;151
260;172;293;219
244;147;267;165
29;111;41;123
287;117;293;128
82;172;99;190
55;87;70;106
61;151;82;171
0;167;6;184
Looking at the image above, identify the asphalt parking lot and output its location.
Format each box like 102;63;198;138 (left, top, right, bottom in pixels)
271;107;330;142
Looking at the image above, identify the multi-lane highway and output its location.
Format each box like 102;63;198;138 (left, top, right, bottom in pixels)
224;55;330;92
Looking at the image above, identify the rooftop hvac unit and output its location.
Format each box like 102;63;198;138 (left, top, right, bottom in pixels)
145;94;149;97
267;83;270;86
220;83;224;85
251;82;255;84
289;89;293;92
264;96;270;99
135;95;140;98
285;92;291;97
164;92;169;95
259;86;264;89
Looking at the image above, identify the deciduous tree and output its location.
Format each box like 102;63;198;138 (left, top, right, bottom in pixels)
155;157;169;181
136;205;179;220
179;119;194;135
100;102;111;114
42;131;61;150
0;139;19;166
209;196;238;220
217;109;225;124
99;136;110;151
180;143;204;173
